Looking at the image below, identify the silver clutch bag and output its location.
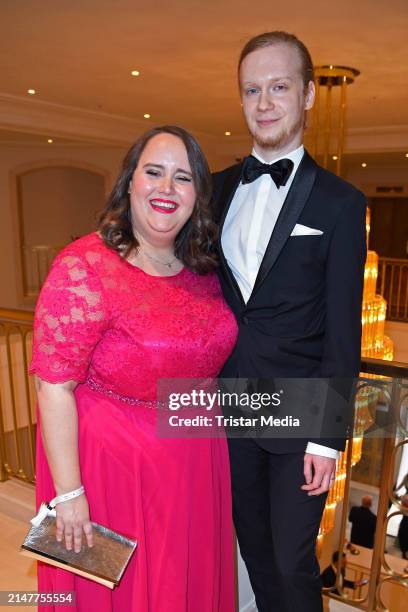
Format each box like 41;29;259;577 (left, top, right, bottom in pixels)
20;514;137;589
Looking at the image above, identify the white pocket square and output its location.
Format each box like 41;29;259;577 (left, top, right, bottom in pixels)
290;224;323;236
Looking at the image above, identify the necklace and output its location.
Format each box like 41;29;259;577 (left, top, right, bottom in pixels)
139;249;177;269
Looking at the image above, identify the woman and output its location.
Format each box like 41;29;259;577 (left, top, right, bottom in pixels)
30;126;237;611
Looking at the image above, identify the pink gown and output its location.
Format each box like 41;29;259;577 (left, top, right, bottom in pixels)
30;233;238;612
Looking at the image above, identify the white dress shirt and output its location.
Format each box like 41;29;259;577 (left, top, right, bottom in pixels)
221;145;339;461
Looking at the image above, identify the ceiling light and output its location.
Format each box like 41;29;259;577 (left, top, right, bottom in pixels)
332;155;338;160
362;162;367;168
143;113;150;119
225;131;231;136
131;70;140;76
47;139;53;144
27;89;36;95
405;153;408;158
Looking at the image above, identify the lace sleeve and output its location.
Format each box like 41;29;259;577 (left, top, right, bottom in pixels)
29;250;110;384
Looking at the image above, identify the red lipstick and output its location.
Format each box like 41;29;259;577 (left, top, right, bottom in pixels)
149;198;179;214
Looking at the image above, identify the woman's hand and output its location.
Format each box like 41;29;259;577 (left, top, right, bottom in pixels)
55;494;93;553
34;378;92;553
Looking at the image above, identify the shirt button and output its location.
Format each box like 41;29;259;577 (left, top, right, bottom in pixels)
241;315;249;325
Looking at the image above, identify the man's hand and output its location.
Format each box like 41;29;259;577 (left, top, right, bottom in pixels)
301;453;336;496
355;578;369;587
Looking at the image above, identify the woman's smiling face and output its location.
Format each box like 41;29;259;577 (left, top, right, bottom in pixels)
129;133;196;246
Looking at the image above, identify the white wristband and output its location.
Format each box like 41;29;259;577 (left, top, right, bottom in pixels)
50;485;85;508
31;485;85;527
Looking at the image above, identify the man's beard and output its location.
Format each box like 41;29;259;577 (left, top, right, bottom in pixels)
253;113;305;151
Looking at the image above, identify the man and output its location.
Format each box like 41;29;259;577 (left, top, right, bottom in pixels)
321;551;366;593
213;32;367;612
349;495;377;549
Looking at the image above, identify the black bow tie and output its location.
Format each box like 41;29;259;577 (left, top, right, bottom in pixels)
241;155;294;187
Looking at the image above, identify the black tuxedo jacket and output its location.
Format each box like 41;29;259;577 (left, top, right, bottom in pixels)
213;151;367;453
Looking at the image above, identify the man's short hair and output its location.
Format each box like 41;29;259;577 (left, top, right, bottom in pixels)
238;31;314;88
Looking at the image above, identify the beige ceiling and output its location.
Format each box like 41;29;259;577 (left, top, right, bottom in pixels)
0;129;90;146
1;0;408;144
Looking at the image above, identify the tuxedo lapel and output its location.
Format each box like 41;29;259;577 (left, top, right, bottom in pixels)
216;163;246;304
250;151;318;298
217;163;244;232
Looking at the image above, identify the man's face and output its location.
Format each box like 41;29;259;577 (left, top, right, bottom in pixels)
239;43;315;157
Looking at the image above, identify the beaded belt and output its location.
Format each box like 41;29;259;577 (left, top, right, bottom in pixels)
86;376;164;409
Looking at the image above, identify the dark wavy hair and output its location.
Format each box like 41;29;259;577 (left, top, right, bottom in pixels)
98;125;217;274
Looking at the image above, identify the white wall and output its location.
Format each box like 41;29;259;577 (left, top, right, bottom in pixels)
385;321;408;364
21;166;105;246
1;141;407;311
345;165;408;196
0;144;127;308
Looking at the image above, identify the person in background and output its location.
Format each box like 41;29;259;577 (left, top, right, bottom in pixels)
30;125;237;612
348;495;377;549
321;551;366;594
397;494;408;559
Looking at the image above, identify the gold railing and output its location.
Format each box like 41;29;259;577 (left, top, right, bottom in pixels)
325;358;408;611
378;258;408;322
22;244;65;297
0;309;407;609
0;308;35;482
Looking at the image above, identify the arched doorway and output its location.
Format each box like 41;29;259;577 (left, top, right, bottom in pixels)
11;161;108;303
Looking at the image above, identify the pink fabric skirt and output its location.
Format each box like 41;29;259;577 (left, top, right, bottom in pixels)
35;384;235;612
